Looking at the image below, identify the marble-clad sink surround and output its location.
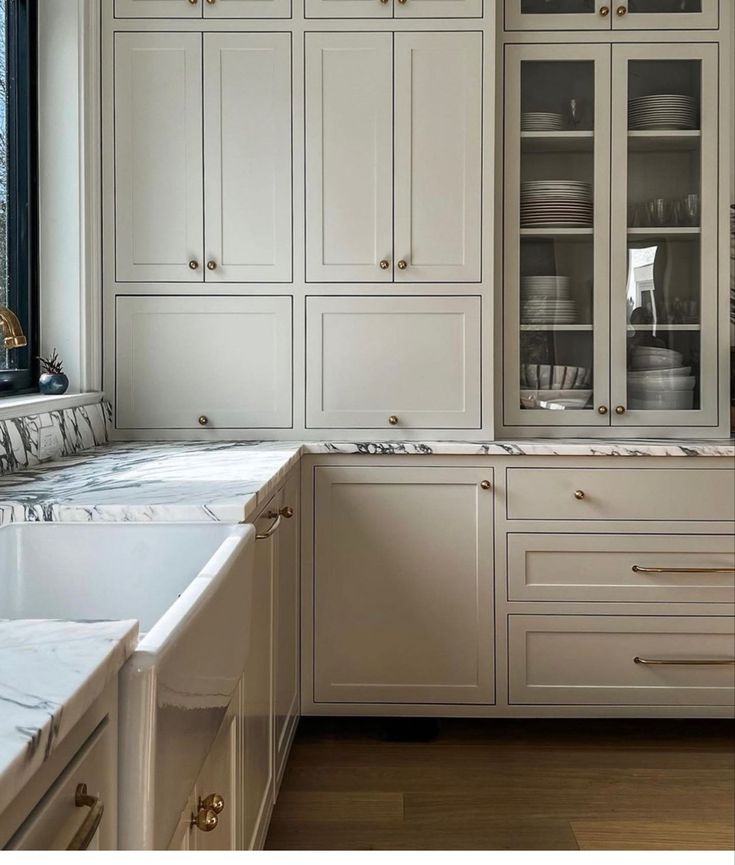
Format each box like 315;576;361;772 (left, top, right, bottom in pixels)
0;618;138;818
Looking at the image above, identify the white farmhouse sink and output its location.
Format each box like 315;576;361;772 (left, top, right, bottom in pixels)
0;521;256;849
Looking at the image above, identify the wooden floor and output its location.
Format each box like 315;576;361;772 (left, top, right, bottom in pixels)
266;717;735;851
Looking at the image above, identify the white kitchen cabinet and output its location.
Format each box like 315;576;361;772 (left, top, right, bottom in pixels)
394;32;482;282
311;465;495;705
504;0;719;31
306;296;481;429
115;295;292;430
305;0;393;17
306;0;482;17
115;0;291;17
114;32;203;282
274;474;300;791
242;500;277;850
204;33;292;282
203;0;291;17
305;33;393;282
306;31;482;283
395;0;484;19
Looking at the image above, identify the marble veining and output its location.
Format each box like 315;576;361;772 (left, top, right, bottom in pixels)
0;618;138;818
0;400;110;475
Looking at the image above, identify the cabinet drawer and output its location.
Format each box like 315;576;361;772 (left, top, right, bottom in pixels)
508;615;735;706
116;295;292;429
306;296;481;429
8;721;113;850
506;467;735;522
507;534;735;603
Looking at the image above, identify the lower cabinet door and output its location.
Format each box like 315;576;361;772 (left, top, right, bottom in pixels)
274;473;300;790
242;501;276;850
192;706;238;851
312;465;495;704
508;615;735;706
306;296;482;429
115;295;292;430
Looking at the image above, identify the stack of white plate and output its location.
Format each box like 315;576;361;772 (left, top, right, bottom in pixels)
521;112;565;132
521;275;571;299
628;346;695;410
521;299;577;324
521;180;593;228
628;94;698;131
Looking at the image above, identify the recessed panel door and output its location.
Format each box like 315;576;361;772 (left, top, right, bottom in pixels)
305;33;393;282
395;0;483;17
203;0;291;17
305;0;394;18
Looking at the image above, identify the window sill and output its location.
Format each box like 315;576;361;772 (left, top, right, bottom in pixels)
0;391;103;422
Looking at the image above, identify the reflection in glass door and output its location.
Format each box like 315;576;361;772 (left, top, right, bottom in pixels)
614;0;719;30
611;44;718;426
505;0;612;31
504;44;610;426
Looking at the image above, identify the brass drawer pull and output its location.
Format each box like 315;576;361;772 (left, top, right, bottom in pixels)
632;565;735;575
256;509;290;539
634;657;735;667
574;490;585;500
68;785;104;851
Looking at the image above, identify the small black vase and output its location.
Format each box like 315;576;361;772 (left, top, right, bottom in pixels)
39;373;69;395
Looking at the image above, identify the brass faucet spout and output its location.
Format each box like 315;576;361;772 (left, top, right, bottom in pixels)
0;306;27;349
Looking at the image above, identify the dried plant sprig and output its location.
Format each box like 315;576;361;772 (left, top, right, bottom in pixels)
38;349;64;375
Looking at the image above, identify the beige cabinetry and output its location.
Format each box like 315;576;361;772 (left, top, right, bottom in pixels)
306;0;482;18
115;0;291;18
504;0;719;32
307;465;495;706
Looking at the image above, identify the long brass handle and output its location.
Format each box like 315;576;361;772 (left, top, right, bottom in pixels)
256;511;283;540
634;657;735;666
68;785;104;851
632;565;735;575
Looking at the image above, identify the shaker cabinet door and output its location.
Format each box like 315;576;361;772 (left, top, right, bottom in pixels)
115;295;293;430
114;33;204;282
204;33;292;282
394;32;483;283
115;0;203;18
203;0;291;17
305;0;394;17
395;0;484;18
305;33;393;282
193;707;239;851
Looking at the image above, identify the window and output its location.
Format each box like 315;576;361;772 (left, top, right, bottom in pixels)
0;0;37;395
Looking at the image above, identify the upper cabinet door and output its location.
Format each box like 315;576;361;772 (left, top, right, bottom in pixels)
612;0;719;30
115;0;203;18
305;0;394;18
505;0;613;31
305;33;393;282
395;0;483;17
203;0;292;18
609;43;719;428
394;32;482;283
204;34;292;282
114;33;203;282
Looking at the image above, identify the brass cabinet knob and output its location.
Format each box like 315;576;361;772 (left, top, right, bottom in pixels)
398;0;407;4
280;505;294;519
206;260;217;271
379;259;390;270
397;260;408;270
380;0;390;3
188;259;199;270
574;490;585;500
597;405;608;415
599;5;610;15
206;0;216;4
191;808;218;833
480;480;492;491
200;793;224;814
616;4;627;14
615;405;626;415
198;415;209;426
388;415;399;425
188;0;198;5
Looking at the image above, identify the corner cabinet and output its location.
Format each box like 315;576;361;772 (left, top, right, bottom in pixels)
305;31;482;283
502;40;724;433
504;1;719;32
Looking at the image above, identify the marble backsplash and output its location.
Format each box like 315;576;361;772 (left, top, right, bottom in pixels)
0;400;111;475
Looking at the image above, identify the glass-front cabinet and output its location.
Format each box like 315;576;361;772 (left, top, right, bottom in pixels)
504;0;719;31
503;42;720;429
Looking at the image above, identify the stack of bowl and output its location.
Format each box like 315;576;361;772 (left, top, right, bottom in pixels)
628;346;696;410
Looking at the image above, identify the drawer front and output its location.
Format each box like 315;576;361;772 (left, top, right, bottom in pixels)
306;296;481;429
507;534;735;604
506;467;735;522
8;721;114;850
116;295;293;429
508;615;735;706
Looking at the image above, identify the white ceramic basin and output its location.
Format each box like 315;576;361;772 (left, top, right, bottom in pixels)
0;521;256;849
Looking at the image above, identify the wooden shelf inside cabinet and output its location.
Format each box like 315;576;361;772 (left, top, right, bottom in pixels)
628;130;701;152
520;325;594;332
520;228;594;239
627;227;701;239
521;131;594;153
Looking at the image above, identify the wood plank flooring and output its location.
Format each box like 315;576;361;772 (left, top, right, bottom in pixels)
266;717;735;851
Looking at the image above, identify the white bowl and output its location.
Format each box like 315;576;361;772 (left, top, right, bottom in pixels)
628;375;696;392
630;355;686;371
628;391;694;410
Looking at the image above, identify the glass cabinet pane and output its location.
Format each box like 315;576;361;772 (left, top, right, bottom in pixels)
624;59;702;413
504;47;610;426
505;0;611;30
520;0;595;12
627;0;702;13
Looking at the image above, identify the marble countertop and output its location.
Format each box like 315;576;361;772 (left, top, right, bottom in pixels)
0;438;732;526
0;618;138;819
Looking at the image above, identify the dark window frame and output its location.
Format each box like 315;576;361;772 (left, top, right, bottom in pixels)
2;0;38;396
